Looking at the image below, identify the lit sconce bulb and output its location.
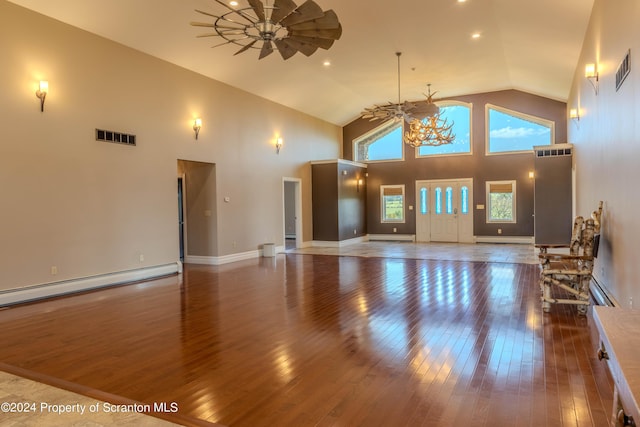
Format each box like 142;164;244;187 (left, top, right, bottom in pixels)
276;137;283;154
569;108;579;120
193;118;202;140
36;80;48;112
585;63;599;95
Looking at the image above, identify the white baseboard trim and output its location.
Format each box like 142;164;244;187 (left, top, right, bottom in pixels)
312;236;369;248
475;236;534;244
368;234;416;242
0;262;180;307
185;250;259;265
184;246;287;265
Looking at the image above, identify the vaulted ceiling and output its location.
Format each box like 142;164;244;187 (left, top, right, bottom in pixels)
8;0;594;126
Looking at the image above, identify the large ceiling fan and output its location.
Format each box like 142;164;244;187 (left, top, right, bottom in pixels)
191;0;342;60
361;52;440;123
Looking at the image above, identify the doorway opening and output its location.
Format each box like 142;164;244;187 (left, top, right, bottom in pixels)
283;178;302;250
415;178;474;243
178;176;185;261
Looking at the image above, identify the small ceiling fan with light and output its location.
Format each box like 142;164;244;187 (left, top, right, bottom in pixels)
190;0;342;60
361;52;441;123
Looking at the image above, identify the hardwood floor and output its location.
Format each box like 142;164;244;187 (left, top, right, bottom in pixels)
0;253;613;426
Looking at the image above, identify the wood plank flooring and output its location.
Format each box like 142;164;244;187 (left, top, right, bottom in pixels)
0;253;613;426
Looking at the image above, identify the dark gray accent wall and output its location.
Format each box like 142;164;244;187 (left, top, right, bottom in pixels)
534;152;573;244
343;90;567;238
312;161;367;241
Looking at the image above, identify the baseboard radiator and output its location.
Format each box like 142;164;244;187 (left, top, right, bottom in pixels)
590;276;616;307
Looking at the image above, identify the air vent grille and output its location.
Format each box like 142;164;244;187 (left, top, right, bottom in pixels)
535;147;572;157
616;49;631;92
95;129;136;146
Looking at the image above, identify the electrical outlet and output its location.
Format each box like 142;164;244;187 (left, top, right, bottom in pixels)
353;229;357;235
497;228;502;235
393;227;397;233
50;266;58;275
139;254;144;262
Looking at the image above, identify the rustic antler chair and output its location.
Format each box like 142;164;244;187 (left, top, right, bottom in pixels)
537;202;602;314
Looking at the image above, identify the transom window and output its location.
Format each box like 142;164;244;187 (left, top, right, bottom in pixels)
486;180;516;223
354;120;403;162
486;104;554;154
380;185;405;223
417;102;472;157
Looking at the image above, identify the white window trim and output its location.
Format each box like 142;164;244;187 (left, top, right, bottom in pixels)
353;119;405;163
486;180;517;223
416;100;474;158
380;184;405;223
485;103;555;156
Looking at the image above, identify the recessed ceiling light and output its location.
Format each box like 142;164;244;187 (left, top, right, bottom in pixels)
471;32;481;39
323;60;331;67
458;0;467;3
229;1;238;6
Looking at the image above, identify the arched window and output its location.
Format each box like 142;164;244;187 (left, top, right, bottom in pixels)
417;101;472;157
486;104;554;154
353;120;403;162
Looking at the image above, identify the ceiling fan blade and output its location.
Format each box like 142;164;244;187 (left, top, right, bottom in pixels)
280;0;324;26
289;26;342;40
190;21;216;28
210;0;257;24
287;35;334;50
210;40;236;48
247;0;266;21
259;40;274;59
282;37;318;56
234;40;258;56
287;10;340;31
271;0;297;24
274;39;298;60
195;9;221;19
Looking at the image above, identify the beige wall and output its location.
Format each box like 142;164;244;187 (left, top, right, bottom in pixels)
0;1;341;292
568;0;639;306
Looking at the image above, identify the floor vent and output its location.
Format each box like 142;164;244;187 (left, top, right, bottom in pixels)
616;49;631;92
95;129;136;146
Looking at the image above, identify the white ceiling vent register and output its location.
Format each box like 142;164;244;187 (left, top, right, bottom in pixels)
616;49;631;92
534;143;572;158
95;129;136;146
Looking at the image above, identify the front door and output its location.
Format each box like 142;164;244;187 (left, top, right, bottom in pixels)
416;179;473;243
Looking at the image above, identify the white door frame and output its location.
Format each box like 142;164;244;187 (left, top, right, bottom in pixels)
283;177;302;249
178;173;188;259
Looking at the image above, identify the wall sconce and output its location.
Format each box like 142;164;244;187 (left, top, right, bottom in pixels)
569;108;580;121
528;171;535;179
35;80;48;112
275;137;283;154
357;178;364;192
585;63;599;95
193;118;202;140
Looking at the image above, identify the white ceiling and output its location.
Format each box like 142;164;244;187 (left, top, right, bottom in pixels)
8;0;594;126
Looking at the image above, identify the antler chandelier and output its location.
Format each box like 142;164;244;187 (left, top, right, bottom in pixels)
361;52;440;123
404;84;455;147
191;0;342;60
